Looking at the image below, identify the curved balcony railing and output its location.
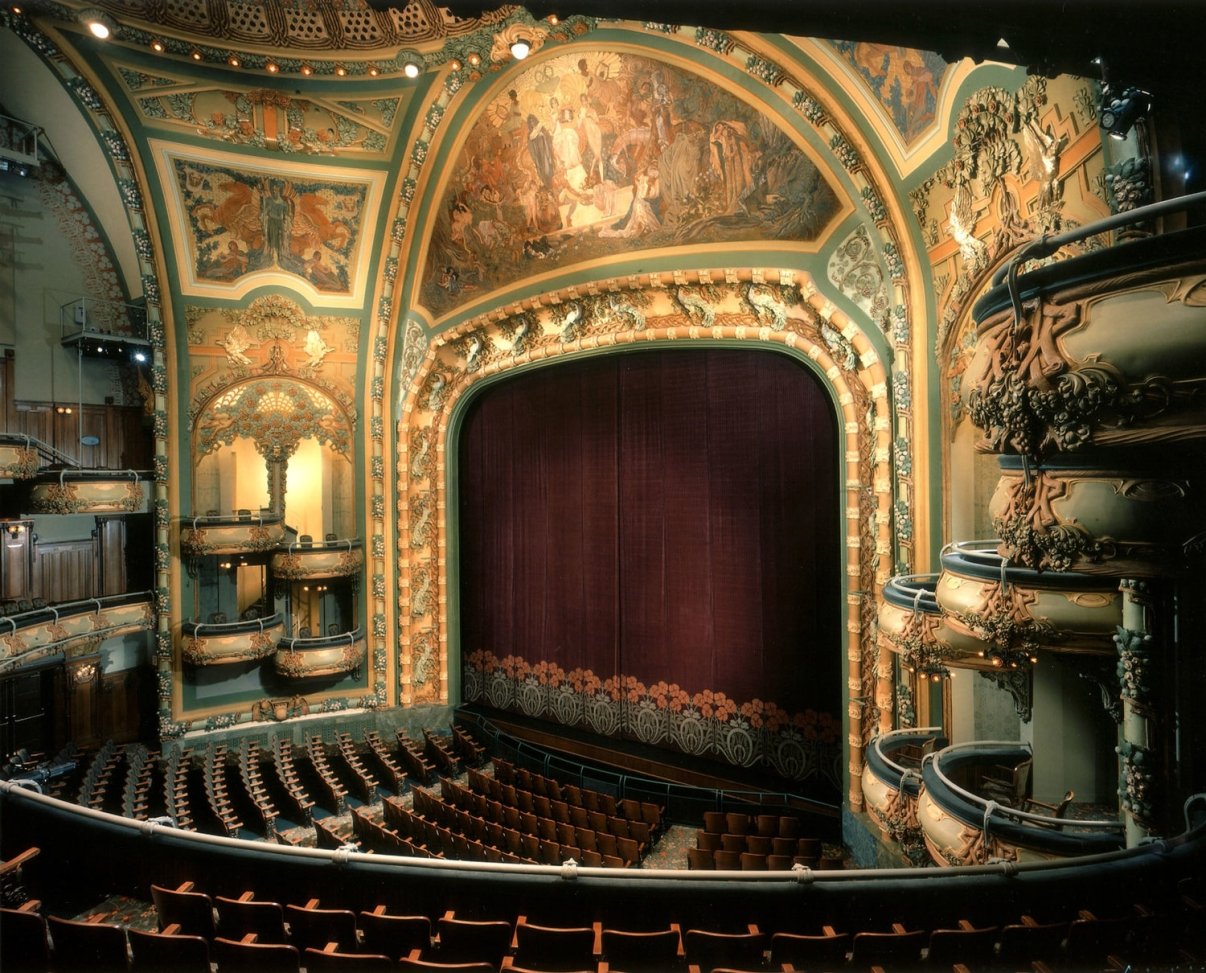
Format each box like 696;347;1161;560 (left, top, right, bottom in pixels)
27;468;145;514
0;591;154;672
937;541;1122;660
0;432;72;479
270;537;364;580
866;727;946;796
180;512;287;557
274;627;366;678
919;741;1124;860
180;612;285;667
967;207;1206;456
990;450;1206;577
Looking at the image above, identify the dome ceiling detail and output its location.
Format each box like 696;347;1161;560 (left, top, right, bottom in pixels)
418;48;845;318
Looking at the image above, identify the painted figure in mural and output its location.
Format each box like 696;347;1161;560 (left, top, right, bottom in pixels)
211;240;249;280
260;179;295;269
526;114;556;190
303;249;342;290
709;120;758;214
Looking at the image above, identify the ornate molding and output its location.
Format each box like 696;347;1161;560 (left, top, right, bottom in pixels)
979;667;1033;723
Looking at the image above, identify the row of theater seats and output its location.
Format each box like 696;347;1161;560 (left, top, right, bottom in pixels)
6;867;1201;973
401;786;640;867
479;760;664;835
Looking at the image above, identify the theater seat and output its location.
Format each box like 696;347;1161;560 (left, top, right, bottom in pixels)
304;945;394;969
399;948;497;971
47;915;129;973
212;936;301;973
1;906;50;972
128;927;210;973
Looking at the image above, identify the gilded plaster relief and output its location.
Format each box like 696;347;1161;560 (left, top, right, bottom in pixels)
826;223;889;324
419;50;842;316
115;61;402;156
398;269;892;802
152;142;385;306
826;42;950;146
185;296;359;448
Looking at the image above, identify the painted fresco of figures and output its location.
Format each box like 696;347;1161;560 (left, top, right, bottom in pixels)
421;50;841;316
175;159;367;293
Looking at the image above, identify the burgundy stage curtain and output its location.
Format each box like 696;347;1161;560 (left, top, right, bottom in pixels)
457;348;840;729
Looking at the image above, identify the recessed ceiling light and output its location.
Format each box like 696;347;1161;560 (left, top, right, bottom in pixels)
449;58;462;72
150;38;165;52
300;64;313;76
335;64;347;76
367;64;380;76
265;61;280;74
467;52;480;67
404;60;421;79
228;54;241;67
191;49;203;61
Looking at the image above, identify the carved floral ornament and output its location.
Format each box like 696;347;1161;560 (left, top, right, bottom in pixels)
193;378;354;460
396;269;894;811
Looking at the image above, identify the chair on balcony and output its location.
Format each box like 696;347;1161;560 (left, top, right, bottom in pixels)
512;918;597;971
848;926;926;969
285;901;358;952
683;928;766;972
980;758;1033;807
398;950;495;971
769;929;850;968
435;915;514;966
304;945;394;970
1022;788;1076;825
601;927;681;973
895;736;937;769
212;936;300;973
1;906;51;972
923;922;999;968
215;894;288;944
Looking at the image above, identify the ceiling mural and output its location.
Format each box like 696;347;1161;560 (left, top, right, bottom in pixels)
151;141;386;307
115;63;403;156
826;41;950;146
419;49;843;317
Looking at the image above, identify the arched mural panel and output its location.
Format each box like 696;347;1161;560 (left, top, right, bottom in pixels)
418;48;845;317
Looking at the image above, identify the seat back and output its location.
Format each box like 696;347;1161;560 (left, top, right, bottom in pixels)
436;917;514;964
151;883;216;939
514;922;596;970
769;930;851;966
47;915;129;973
684;929;766;971
215;895;288;944
601;927;681;972
304;946;394;970
925;925;999;965
1;907;50;972
285;903;358;951
997;919;1068;966
213;936;301;973
129;928;210;973
849;928;926;965
397;953;496;971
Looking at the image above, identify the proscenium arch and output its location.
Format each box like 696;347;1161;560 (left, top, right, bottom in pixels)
396;268;892;809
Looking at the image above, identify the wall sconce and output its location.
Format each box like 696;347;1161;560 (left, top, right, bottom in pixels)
72;663;98;685
5;523;24;547
55;405;73;415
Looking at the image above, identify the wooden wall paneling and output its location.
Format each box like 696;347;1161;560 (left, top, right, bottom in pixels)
95;516;126;596
100;666;145;743
67;656;102;749
32;537;97;604
14;402;54;449
119;407;151;471
1;518;34;602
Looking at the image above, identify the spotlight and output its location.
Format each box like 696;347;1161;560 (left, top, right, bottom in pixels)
132;349;147;363
80;8;115;39
510;37;531;60
1099;81;1153;141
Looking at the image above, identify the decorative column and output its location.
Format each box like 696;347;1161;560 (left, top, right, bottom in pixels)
1115;578;1158;846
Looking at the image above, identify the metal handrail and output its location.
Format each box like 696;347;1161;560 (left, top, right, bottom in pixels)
0;590;153;626
0;432;78;468
279;628;363;650
871;726;942;779
926;742;1123;831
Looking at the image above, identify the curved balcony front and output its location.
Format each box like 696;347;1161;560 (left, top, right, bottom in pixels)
180;612;284;667
879;574;983;667
274;627;366;678
0;434;42;480
990;451;1206;576
937;541;1121;662
0;592;154;672
864;726;946;845
917;741;1124;866
28;470;145;514
965;224;1206;456
269;538;364;580
180;512;286;557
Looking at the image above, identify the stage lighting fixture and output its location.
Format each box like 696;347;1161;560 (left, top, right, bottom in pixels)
1099;83;1153;140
